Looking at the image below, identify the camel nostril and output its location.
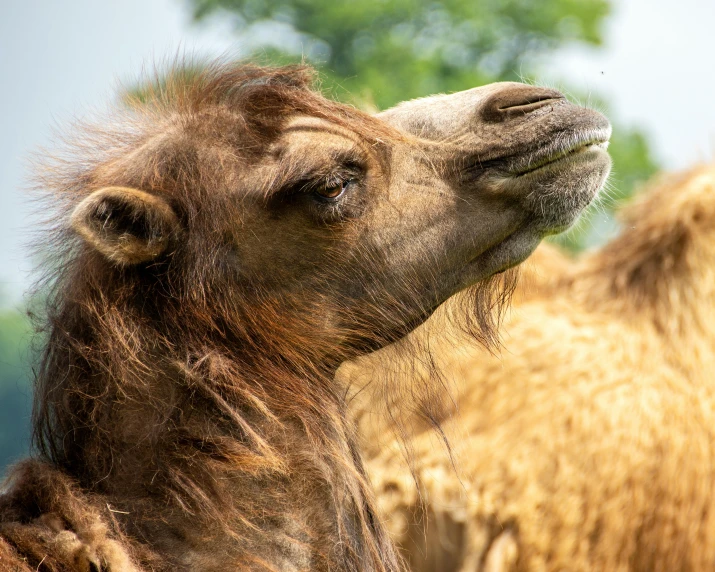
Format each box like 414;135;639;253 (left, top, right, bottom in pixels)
482;85;566;122
498;95;563;112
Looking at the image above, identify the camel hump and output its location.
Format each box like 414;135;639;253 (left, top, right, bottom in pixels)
619;165;715;231
567;164;715;309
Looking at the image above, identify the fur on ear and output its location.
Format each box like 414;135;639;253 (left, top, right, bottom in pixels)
70;186;180;265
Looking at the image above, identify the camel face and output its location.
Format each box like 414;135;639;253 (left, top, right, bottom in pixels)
71;70;610;358
228;83;610;352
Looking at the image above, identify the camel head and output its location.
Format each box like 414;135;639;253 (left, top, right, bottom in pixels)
20;63;611;571
65;64;610;366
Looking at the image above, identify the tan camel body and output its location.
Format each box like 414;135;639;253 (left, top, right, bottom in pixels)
0;62;610;571
352;165;715;571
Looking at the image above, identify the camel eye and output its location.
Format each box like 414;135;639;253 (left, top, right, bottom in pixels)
314;178;355;201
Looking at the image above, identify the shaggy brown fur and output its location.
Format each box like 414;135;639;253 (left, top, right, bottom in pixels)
352;165;715;571
0;61;609;571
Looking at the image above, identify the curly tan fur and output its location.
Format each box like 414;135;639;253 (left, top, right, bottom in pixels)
352;165;715;571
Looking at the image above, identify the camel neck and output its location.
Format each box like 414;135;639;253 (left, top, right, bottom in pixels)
59;352;400;571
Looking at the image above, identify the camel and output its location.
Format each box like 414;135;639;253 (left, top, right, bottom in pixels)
351;165;715;571
0;62;610;571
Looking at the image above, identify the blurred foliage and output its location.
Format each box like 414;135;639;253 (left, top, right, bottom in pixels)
190;0;610;108
188;0;659;251
0;306;33;478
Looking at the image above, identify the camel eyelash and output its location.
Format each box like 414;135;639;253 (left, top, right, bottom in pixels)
291;163;364;199
267;156;366;221
302;168;367;223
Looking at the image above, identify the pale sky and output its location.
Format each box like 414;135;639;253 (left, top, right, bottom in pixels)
1;0;714;304
544;0;715;169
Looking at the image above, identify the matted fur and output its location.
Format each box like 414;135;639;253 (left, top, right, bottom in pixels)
0;61;522;572
353;165;715;571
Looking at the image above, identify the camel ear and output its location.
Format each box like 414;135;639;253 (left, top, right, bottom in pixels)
70;186;180;265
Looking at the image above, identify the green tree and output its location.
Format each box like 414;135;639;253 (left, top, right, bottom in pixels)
187;0;658;250
0;307;33;477
191;0;609;108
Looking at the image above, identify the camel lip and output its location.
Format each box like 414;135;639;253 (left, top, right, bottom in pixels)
509;127;612;177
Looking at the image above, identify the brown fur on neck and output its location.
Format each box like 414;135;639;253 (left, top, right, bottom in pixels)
11;63;407;572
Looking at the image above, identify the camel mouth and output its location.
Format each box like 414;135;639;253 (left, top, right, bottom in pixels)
488;124;612;239
509;127;611;177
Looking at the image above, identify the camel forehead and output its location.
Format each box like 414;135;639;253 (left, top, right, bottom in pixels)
281;116;369;152
280;115;402;153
